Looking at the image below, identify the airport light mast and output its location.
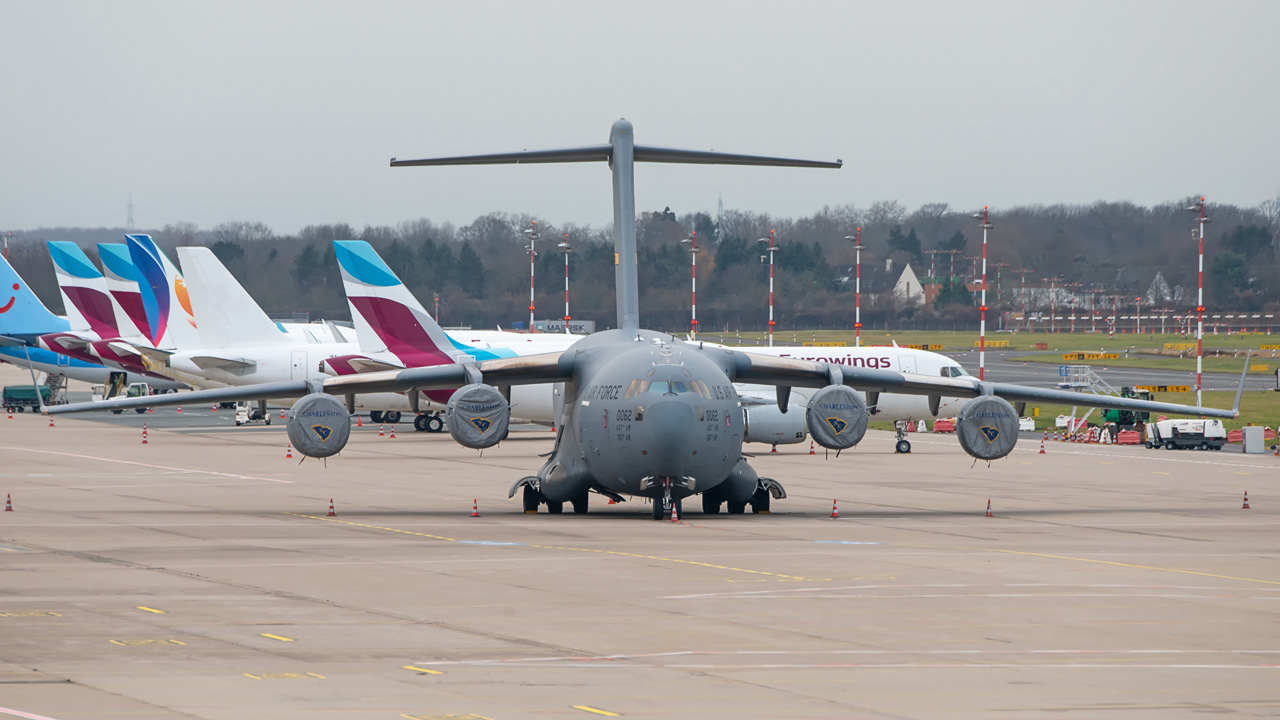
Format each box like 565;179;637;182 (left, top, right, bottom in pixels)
1043;277;1063;333
524;221;538;331
971;207;993;380
1187;197;1210;407
758;230;778;347
844;229;865;346
1013;268;1034;332
558;233;572;332
680;232;700;339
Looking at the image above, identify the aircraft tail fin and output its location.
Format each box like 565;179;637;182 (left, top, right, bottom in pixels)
125;235;200;350
97;243;151;339
177;247;289;348
392;120;840;332
0;255;70;340
47;242;118;337
333;240;459;366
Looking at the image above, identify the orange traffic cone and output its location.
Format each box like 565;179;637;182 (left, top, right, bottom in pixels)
356;415;363;427
607;498;617;504
48;415;54;428
985;499;993;517
285;443;293;459
211;404;218;412
141;424;148;445
176;406;182;414
830;499;839;519
4;493;11;512
327;499;336;517
809;441;816;456
671;501;680;523
6;409;11;419
1039;431;1046;454
378;424;385;437
390;425;397;439
148;407;154;414
1243;491;1251;510
280;409;286;420
471;499;480;517
770;443;778;453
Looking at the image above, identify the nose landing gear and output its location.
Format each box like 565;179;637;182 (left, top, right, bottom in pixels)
894;420;912;454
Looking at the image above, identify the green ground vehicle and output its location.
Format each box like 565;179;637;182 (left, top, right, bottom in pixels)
1101;387;1152;430
3;385;54;413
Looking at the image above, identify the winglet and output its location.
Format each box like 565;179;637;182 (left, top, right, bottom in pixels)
1232;350;1250;417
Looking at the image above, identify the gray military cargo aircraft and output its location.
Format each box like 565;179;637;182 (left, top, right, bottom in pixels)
50;119;1238;519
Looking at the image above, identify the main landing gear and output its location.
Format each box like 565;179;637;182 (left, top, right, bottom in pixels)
699;478;787;516
894;420;912;454
513;478;594;515
413;413;444;433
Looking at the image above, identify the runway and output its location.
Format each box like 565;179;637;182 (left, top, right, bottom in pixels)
953;349;1276;392
2;389;1277;718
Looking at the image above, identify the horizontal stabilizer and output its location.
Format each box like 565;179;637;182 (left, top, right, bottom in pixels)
392;145;840;170
189;355;256;371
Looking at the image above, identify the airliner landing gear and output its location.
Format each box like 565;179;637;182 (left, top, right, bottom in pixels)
413;413;444;433
894;420;912;454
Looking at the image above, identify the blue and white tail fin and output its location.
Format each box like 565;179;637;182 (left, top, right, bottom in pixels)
125;234;201;351
176;247;290;348
47;242;119;337
332;240;461;366
0;255;70;342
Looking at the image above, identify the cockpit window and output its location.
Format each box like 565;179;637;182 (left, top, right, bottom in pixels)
624;379;642;399
941;365;969;378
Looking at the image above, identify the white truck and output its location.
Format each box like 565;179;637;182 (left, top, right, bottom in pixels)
1144;418;1226;451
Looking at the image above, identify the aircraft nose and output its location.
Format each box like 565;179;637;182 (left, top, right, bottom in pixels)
644;400;695;477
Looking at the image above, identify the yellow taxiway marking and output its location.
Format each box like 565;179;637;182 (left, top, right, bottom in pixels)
1098;461;1114;465
286;513;455;542
287;514;807;581
1153;471;1171;475
400;714;495;720
260;633;295;642
572;706;622;717
136;606;165;614
402;665;444;675
243;672;324;680
0;611;61;617
110;639;185;646
906;544;1280;586
1234;471;1252;475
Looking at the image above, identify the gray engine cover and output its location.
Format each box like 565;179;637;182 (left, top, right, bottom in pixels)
806;385;869;450
287;392;351;459
446;383;509;449
956;395;1020;460
744;401;807;445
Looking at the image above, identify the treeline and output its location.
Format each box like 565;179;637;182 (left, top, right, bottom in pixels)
6;197;1279;332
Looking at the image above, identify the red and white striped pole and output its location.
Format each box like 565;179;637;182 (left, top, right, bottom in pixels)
558;233;572;332
973;207;993;380
759;230;777;347
682;232;700;339
1188;197;1209;408
525;220;537;331
846;229;865;347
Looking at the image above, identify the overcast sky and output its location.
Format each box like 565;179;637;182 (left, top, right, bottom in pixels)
2;1;1277;234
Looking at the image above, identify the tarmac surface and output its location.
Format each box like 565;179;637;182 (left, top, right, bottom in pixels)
2;369;1279;719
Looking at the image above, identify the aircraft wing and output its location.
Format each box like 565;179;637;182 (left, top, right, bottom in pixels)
730;351;1239;420
0;335;25;347
46;352;572;415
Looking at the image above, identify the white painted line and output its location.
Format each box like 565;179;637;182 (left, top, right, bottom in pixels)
0;446;295;484
0;706;67;720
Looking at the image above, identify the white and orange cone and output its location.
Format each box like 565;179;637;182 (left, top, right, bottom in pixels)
378;424;385;437
770;443;778;453
141;423;148;445
211;404;218;412
830;499;839;519
4;493;11;512
1243;491;1251;510
390;425;397;439
280;409;286;420
176;406;182;414
327;499;336;517
356;415;363;428
1039;431;1046;455
48;415;54;428
985;499;993;517
471;499;480;517
809;441;816;456
670;501;680;523
285;443;293;459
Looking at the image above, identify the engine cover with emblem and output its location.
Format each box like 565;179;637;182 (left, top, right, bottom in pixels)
805;385;869;450
956;395;1020;460
287;392;351;459
446;383;509;449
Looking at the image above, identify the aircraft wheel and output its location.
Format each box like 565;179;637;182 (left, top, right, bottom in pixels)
701;494;721;514
369;410;384;423
750;488;771;514
413;414;430;432
427;415;444;433
652;499;665;520
383;411;402;425
895;439;911;454
135;408;147;415
571;494;589;514
727;500;747;515
112;409;123;415
522;485;539;513
546;501;563;514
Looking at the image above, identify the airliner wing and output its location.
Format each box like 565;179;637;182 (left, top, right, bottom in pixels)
47;352;571;415
730;351;1238;420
